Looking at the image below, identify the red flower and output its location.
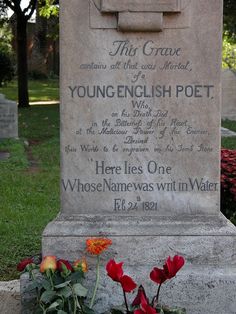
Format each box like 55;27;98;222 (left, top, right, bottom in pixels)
150;267;168;284
134;292;157;314
57;259;73;272
106;259;137;293
164;255;185;279
106;259;124;282
17;258;34;272
150;255;185;285
120;275;137;293
132;285;147;307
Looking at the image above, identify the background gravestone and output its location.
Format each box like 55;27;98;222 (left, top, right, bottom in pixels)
0;94;18;139
222;69;236;121
43;1;236;313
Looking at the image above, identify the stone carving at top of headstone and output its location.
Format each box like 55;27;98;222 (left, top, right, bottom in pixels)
0;94;18;139
43;1;236;313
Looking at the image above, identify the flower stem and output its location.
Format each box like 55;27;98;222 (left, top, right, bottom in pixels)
50;275;54;289
89;255;100;309
70;284;78;314
156;283;162;305
123;289;129;314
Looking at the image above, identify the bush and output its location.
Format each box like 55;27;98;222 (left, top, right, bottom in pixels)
222;33;236;69
28;70;48;80
0;50;14;86
221;148;236;224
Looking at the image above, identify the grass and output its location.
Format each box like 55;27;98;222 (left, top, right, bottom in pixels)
0;100;235;281
222;119;236;133
222;119;236;149
0;79;59;102
0;104;60;280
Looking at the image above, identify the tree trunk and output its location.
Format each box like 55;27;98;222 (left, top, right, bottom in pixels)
16;15;30;107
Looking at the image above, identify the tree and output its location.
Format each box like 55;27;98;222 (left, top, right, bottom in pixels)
224;0;236;42
3;0;37;107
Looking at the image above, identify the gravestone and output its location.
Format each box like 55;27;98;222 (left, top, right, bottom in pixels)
222;69;236;121
0;94;18;139
43;0;236;312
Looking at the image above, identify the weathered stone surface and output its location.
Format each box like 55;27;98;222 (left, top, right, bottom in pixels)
0;280;21;314
40;0;236;313
20;273;37;314
0;94;18;139
118;12;163;32
90;0;191;31
222;69;236;121
221;127;236;137
101;0;182;13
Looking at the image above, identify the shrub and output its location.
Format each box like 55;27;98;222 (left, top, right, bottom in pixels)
28;70;48;80
222;33;236;69
221;148;236;224
0;50;14;86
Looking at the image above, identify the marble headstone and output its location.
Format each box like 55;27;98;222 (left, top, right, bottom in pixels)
0;94;18;139
43;1;236;313
222;69;236;121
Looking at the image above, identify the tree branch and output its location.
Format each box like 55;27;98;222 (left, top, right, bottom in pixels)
24;0;37;20
3;0;16;12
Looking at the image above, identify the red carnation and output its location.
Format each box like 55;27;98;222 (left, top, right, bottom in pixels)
17;258;34;272
106;259;124;282
57;259;73;272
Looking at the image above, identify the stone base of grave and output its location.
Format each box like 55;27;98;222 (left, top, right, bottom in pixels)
39;213;236;313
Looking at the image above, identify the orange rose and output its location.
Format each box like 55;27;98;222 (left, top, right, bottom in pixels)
73;257;88;272
40;256;57;273
86;238;112;255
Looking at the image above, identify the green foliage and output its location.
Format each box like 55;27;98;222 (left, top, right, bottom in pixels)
222;33;236;69
24;267;92;313
224;0;236;42
28;70;48;80
107;304;186;314
0;22;13;54
156;304;186;314
39;0;59;18
0;50;14;86
0;22;15;86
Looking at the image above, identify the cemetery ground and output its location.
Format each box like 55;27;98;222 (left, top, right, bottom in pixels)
0;97;235;282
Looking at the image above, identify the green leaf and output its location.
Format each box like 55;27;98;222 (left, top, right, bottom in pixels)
40;290;56;304
57;311;68;314
41;279;52;291
57;286;72;298
164;310;186;314
82;305;96;314
73;283;88;297
54;280;71;289
111;310;125;314
68;270;84;283
25;281;39;292
46;299;63;312
158;305;186;314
